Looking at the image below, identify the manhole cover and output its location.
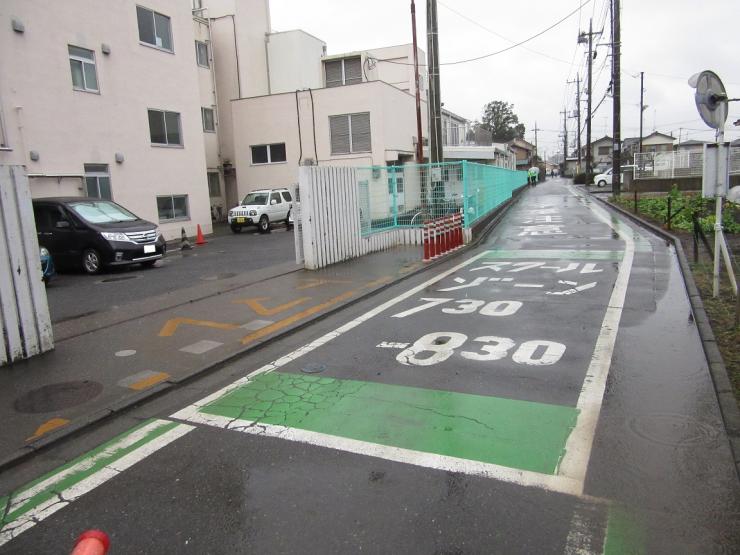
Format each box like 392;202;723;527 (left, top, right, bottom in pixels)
15;381;104;413
301;363;326;374
98;275;141;284
201;273;237;281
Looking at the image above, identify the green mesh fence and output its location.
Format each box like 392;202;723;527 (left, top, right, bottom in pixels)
357;161;527;235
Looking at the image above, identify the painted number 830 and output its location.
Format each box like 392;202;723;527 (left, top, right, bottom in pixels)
396;332;566;367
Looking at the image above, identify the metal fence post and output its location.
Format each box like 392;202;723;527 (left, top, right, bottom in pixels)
391;166;398;227
462;160;469;228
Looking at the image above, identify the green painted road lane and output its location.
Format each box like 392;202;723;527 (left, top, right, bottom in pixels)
199;372;579;475
0;419;192;546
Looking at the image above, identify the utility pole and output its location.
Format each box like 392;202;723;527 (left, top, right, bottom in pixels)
638;71;645;153
411;0;423;163
612;0;621;196
579;19;597;183
533;121;540;162
567;73;582;172
426;0;443;163
560;110;568;174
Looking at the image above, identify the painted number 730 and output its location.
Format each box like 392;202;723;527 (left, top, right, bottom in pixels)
396;332;566;367
392;298;522;318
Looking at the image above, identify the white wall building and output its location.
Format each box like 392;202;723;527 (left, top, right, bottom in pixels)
0;0;218;240
231;43;430;201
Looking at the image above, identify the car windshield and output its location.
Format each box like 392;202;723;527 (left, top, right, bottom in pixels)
242;193;268;205
68;200;139;224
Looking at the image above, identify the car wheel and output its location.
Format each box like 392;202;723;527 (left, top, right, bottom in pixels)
286;211;293;229
230;225;242;234
598;180;607;187
82;248;102;275
259;215;271;233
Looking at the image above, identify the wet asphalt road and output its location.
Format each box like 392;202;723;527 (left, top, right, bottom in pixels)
1;179;738;554
44;226;296;323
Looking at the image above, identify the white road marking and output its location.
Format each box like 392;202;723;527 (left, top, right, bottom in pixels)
171;250;492;420
114;349;136;357
557;186;636;493
176;411;587;498
0;421;193;547
179;339;223;354
514;283;544;288
377;342;410;349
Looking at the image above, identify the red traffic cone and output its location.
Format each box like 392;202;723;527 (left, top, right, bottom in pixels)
195;224;207;246
71;530;110;555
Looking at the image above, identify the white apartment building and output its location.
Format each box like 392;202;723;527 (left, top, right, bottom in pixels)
232;43;430;201
0;0;220;240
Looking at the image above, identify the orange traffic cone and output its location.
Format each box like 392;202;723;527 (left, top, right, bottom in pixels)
71;530;110;555
195;224;207;246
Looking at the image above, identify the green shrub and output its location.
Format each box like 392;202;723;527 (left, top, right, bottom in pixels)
610;188;739;234
573;172;586;184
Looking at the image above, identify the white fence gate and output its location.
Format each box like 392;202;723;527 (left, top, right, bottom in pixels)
0;165;53;365
297;166;423;270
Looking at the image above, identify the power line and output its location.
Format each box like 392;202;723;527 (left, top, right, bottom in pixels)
438;1;572;65
373;0;593;67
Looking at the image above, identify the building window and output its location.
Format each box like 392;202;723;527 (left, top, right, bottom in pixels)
597;146;610;156
137;5;173;51
195;41;209;67
201;107;215;132
250;143;287;164
192;0;203;10
157;195;189;221
68;45;98;92
329;113;371;155
324;57;362;87
148;109;182;146
84;164;112;200
207;172;220;197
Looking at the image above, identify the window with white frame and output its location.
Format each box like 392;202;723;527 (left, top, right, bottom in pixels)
329;113;371;155
157;194;189;221
597;146;610;156
207;172;220;197
251;143;287;164
195;40;209;67
137;5;173;51
201;107;215;132
68;45;98;92
192;0;203;10
84;164;112;200
148;109;182;145
324;57;362;87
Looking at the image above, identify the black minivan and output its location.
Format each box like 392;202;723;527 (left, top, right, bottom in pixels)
32;197;167;274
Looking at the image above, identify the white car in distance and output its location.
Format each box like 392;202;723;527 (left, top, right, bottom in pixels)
593;165;636;187
228;188;293;233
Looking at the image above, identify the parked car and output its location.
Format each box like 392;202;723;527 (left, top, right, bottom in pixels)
40;246;55;283
593;165;636;187
228;188;293;233
32;197;166;274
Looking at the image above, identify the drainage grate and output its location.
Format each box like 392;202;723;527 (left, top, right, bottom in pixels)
15;381;104;413
301;363;326;374
201;273;237;281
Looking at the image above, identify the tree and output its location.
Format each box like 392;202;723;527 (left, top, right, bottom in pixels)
480;101;526;143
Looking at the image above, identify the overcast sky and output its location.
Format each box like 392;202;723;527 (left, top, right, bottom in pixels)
270;0;740;159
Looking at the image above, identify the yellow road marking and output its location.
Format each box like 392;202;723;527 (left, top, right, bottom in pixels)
26;418;70;442
158;317;240;337
296;278;352;290
240;277;392;345
129;372;170;391
233;296;310;316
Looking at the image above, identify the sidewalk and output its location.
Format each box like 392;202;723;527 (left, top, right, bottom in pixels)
0;243;438;470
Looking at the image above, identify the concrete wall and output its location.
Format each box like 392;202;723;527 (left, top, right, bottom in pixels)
231;81;428;201
631;174;740;193
0;0;213;240
268;30;325;94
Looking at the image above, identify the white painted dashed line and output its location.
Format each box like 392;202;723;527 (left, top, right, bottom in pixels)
179;339;223;355
514;283;545;288
240;319;274;330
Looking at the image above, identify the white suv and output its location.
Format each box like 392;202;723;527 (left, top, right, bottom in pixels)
228;188;293;233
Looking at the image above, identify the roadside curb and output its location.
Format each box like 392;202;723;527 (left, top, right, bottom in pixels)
0;192;524;474
591;193;740;480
